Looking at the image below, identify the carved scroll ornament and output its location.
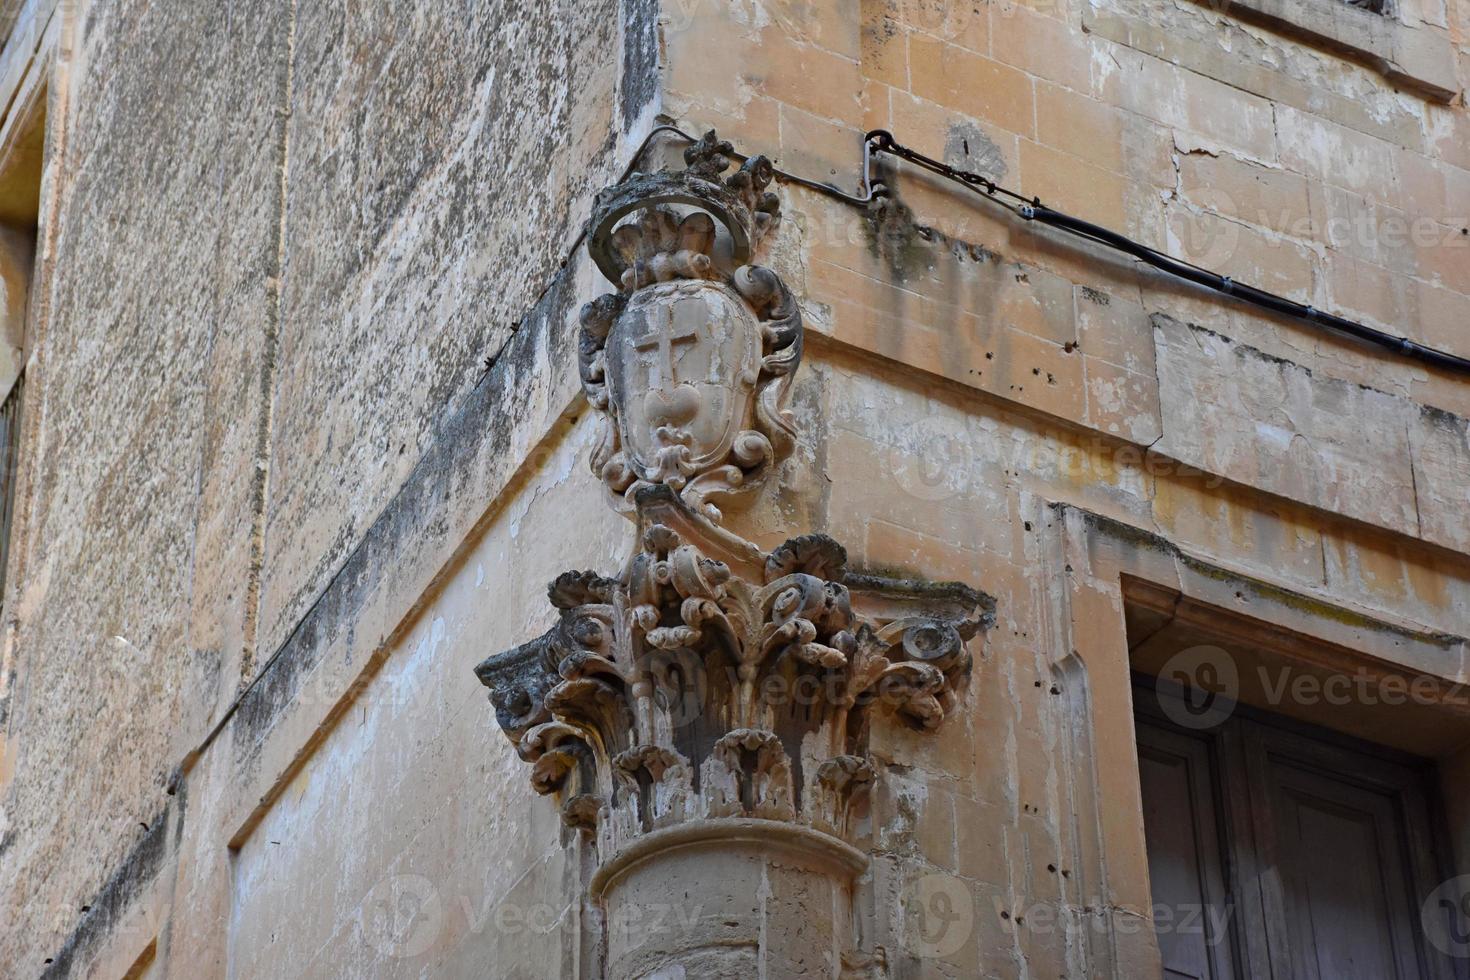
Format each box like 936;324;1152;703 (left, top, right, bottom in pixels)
475;132;993;860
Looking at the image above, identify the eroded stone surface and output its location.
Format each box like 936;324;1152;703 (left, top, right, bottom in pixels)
0;1;631;976
258;0;626;665
3;0;1470;976
0;1;287;970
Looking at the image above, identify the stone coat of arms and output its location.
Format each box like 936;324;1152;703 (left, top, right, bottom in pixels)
579;132;800;522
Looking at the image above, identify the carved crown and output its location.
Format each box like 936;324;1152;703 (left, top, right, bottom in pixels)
587;130;781;292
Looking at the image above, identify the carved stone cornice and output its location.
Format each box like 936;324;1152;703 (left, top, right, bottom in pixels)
473;130;994;973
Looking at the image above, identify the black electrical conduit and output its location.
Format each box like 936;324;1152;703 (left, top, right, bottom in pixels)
624;124;1470;376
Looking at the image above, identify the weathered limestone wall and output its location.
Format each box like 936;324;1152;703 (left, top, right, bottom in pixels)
664;0;1470;516
0;2;292;970
254;0;642;663
805;349;1470;974
653;0;1470;974
0;0;643;974
0;0;1466;976
225;422;626;980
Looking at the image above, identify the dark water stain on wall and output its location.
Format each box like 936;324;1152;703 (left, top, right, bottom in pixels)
621;0;660;129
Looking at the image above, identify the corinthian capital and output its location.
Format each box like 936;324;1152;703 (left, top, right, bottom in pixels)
476;483;991;850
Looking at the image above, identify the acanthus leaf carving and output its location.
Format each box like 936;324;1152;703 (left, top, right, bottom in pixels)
476;483;993;857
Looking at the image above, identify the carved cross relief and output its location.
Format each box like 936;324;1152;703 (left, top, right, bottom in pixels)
632;296;699;391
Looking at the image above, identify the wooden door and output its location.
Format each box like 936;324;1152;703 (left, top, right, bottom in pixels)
1135;678;1464;980
1136;719;1240;980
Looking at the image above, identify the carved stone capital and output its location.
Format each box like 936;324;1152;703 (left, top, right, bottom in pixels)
475;484;994;856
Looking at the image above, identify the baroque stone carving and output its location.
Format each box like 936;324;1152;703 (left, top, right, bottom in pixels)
579;131;800;522
475;130;992;913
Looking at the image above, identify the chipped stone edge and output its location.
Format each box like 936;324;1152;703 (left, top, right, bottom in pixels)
1190;0;1460;102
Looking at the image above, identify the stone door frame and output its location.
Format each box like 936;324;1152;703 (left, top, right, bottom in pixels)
1035;500;1470;977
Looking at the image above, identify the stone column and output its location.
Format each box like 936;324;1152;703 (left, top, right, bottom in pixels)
475;131;992;978
593;819;866;978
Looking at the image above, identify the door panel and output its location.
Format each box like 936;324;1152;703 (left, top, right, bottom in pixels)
1135;679;1462;980
1249;724;1448;980
1137;721;1239;980
1273;773;1416;979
